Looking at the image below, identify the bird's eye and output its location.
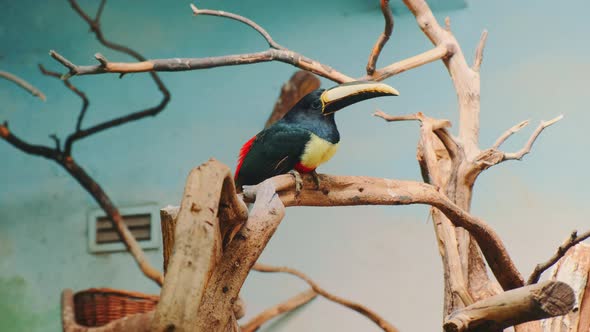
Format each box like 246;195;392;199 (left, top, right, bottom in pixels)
312;100;322;110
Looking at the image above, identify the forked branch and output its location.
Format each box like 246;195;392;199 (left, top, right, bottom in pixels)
366;0;394;75
492;119;530;149
472;30;488;72
243;173;524;291
190;4;284;50
527;229;590;284
503;115;563;160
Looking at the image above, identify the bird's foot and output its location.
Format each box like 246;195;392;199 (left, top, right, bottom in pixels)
311;170;321;190
288;169;303;195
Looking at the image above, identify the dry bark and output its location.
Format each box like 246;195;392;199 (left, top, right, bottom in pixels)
542;244;590;332
443;281;574;332
151;159;248;331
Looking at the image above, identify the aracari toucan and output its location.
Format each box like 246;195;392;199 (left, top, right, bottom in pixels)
234;81;399;190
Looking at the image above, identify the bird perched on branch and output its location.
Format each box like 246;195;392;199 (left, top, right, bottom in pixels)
234;81;399;191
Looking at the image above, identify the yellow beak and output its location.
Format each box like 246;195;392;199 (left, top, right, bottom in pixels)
320;81;399;114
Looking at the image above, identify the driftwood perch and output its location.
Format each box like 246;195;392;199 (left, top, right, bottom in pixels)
443;281;575;332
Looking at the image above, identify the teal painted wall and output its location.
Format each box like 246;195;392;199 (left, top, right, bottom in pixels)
1;0;589;331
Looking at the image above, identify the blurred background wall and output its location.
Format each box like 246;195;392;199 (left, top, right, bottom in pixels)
1;0;589;330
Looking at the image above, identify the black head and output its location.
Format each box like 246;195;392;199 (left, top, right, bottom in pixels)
284;81;400;122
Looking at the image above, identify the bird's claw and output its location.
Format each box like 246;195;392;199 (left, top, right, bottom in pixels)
288;170;303;195
311;170;321;190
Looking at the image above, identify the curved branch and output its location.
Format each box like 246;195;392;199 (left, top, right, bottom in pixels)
241;289;317;332
527;229;590;284
61;0;171;154
190;4;284;50
492;119;530;149
472;30;488;72
50;4;451;84
0;70;46;101
0;123;58;160
366;0;394;75
252;263;399;332
503;115;563;161
362;44;451;81
50;48;355;83
38;64;90;136
243;174;524;291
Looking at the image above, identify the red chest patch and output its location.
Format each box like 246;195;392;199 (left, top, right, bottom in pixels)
294;162;315;173
235;135;257;180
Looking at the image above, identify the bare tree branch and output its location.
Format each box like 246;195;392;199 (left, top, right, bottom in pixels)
0;70;46;101
252;263;399;332
38;64;90;135
241;289;318;332
366;0;394;75
1;0;171;287
243;174;525;291
59;0;171;154
190;4;284;50
503;115;563;160
527;229;590;284
492;119;530;149
472;30;488;72
362;45;451;81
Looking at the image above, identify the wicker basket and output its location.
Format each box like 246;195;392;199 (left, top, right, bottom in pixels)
73;288;159;327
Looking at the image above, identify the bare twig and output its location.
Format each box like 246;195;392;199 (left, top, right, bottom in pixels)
243;174;524;291
0;70;46;101
94;0;106;24
472;30;488;72
241;289;318;332
2;0;169;287
366;0;394;75
38;64;90;134
49;134;61;152
190;4;284;50
362;45;451;81
492;119;530;149
374;109;458;160
527;229;590;284
0;123;164;286
50;3;454;85
503;115;563;160
61;0;171;154
373;110;421;122
252;263;399;332
374;110;451;129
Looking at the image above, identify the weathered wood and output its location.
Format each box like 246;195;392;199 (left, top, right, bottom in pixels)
443;281;574;332
151;159;237;332
195;181;285;331
160;206;179;274
542;244;590;332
